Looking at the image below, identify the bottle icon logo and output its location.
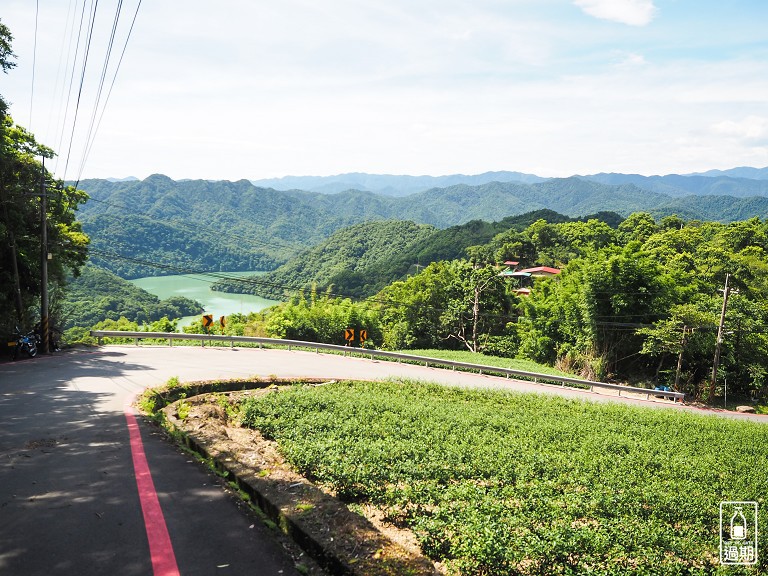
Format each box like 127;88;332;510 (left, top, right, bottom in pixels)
720;501;758;565
730;506;747;540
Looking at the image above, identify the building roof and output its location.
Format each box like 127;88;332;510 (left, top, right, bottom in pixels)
518;266;561;276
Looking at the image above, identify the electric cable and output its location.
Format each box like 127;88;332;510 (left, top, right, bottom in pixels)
74;0;124;184
77;0;143;186
29;0;39;130
54;0;85;176
62;0;100;182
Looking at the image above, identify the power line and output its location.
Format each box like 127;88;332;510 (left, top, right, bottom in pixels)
53;0;85;176
74;0;124;183
60;0;97;181
78;0;143;185
29;0;39;130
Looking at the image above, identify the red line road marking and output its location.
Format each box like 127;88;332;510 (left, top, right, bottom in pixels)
125;402;180;576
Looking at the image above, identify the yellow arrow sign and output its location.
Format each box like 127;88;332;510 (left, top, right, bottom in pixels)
202;314;213;328
344;328;355;342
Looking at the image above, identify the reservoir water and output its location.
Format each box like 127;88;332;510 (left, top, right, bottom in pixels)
130;272;279;326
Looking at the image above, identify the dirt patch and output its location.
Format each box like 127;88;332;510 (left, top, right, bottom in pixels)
162;388;442;576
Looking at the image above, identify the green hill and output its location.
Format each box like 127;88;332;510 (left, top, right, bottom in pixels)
76;175;768;279
61;266;203;329
212;220;436;300
212;210;622;300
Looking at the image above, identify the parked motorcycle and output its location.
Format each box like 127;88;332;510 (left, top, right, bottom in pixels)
12;327;38;360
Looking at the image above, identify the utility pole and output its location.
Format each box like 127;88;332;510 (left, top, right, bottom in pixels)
709;273;731;402
674;325;688;391
39;157;49;354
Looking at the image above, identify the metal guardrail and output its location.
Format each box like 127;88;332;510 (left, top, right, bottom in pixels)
89;330;686;403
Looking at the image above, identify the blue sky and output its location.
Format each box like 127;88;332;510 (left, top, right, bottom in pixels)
3;0;768;181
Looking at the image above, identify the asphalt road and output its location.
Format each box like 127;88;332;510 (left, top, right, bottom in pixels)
1;345;765;575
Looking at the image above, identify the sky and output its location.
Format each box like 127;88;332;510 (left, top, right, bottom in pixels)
2;0;768;182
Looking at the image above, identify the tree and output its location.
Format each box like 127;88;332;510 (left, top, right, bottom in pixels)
0;19;16;75
0;23;89;335
441;260;512;353
517;243;672;379
617;212;658;245
376;262;456;350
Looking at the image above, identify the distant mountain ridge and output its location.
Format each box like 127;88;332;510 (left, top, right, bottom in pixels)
580;173;768;198
250;171;546;196
76;173;768;278
688;167;768;179
246;167;768;198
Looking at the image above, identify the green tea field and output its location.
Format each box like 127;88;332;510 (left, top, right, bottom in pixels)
240;380;767;575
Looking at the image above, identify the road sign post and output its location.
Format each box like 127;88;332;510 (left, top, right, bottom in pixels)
202;314;213;336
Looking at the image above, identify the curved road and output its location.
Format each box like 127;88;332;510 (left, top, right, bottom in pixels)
1;345;764;575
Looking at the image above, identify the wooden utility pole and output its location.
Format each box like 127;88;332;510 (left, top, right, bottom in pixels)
674;325;688;391
708;273;731;402
39;157;49;354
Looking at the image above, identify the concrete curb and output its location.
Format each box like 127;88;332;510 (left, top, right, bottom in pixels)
154;382;438;576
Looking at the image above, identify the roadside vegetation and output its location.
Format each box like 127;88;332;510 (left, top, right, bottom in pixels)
70;212;768;405
239;379;768;575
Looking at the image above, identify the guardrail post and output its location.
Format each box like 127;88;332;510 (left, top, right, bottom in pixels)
169;337;173;347
134;338;139;346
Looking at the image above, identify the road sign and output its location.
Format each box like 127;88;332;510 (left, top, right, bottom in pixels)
202;314;213;328
360;329;368;342
219;316;226;328
344;328;355;342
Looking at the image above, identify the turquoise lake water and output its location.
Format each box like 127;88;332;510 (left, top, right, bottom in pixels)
130;272;279;326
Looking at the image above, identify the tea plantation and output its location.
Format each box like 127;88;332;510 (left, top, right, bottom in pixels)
240;380;767;575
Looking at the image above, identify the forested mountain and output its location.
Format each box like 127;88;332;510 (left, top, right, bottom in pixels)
583;173;768;197
61;266;202;329
213;221;437;300
250;171;546;196
213;210;624;300
76;174;768;279
690;166;768;179
252;168;768;196
77;175;389;277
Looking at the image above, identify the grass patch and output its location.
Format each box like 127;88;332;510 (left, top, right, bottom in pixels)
400;349;573;377
239;379;767;575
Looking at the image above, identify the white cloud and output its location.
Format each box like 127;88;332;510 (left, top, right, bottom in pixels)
712;116;768;143
573;0;657;26
615;52;648;68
